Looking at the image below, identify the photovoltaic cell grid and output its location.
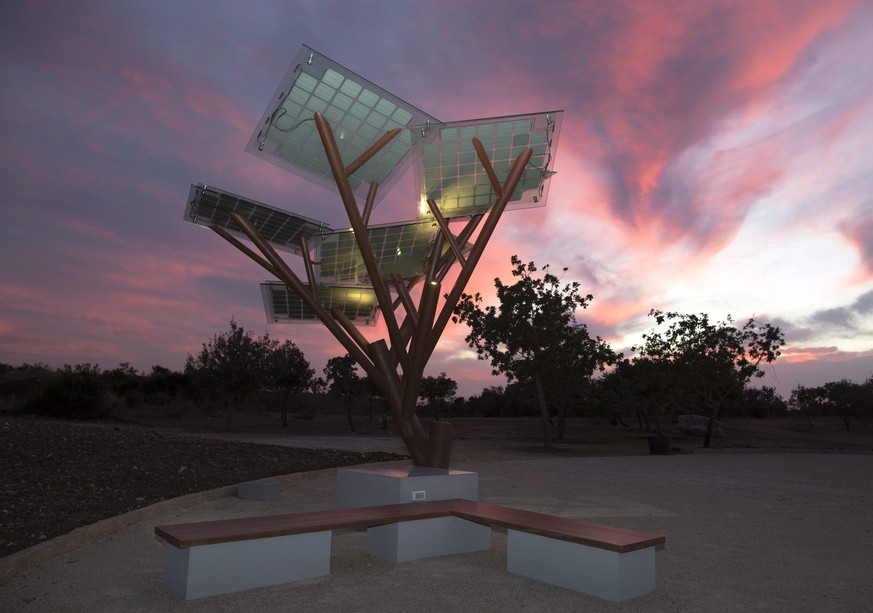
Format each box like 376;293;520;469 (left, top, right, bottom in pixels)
314;220;438;286
261;282;380;326
246;45;438;207
184;184;331;254
410;111;563;218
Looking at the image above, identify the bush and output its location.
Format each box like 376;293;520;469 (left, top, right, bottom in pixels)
22;364;108;419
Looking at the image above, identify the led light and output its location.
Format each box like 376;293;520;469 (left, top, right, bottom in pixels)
409;111;563;219
261;282;380;325
314;219;438;286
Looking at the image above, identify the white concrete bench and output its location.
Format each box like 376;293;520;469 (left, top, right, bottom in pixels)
154;498;665;602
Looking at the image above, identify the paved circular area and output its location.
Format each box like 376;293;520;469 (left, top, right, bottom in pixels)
1;452;872;611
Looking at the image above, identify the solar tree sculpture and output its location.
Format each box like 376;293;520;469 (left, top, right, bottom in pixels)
184;45;562;468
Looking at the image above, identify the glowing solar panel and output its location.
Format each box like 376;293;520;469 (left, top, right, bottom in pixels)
184;184;331;254
246;45;439;207
410;111;563;219
261;282;379;325
314;220;438;286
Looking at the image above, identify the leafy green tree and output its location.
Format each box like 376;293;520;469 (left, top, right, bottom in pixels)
324;354;364;432
634;310;785;447
185;319;274;428
419;372;458;421
267;339;314;428
454;256;617;448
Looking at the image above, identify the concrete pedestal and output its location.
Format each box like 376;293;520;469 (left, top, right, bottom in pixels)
506;530;656;602
337;466;488;563
367;516;492;563
336;466;479;507
163;531;331;600
237;479;280;501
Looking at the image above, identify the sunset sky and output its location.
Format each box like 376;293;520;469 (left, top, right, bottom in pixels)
2;0;873;399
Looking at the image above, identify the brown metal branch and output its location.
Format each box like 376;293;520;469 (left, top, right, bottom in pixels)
436;214;483;281
227;212;384;387
402;279;441;419
299;236;318;295
426;199;467;267
314;112;410;374
330;307;371;356
362;182;378;227
424;147;533;360
391;273;418;329
210;226;281;279
345;128;401;176
473;137;503;198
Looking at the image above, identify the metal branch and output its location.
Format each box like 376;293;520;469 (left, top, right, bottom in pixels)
227;212;384;387
210;226;281;279
314;112;410;374
426;198;467;266
424;147;533;360
473;137;503;198
391;273;418;329
362;182;378;227
345;128;401;176
330;307;371;356
436;214;482;281
299;236;318;294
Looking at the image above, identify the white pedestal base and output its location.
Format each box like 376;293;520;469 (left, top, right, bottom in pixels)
336;466;479;507
367;516;492;563
507;530;656;602
163;531;331;600
337;466;488;563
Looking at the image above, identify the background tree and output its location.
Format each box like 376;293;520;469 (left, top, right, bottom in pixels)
362;375;389;428
821;379;872;430
323;354;364;432
739;385;787;418
184;319;274;428
789;384;824;426
419;372;458;421
267;339;314;428
23;363;106;419
454;255;617;448
633;310;785;447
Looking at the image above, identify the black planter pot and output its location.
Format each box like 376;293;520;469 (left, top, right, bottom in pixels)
648;436;671;455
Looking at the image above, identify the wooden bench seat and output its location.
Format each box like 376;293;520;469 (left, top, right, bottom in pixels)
450;499;664;553
155;498;665;602
155;499;459;549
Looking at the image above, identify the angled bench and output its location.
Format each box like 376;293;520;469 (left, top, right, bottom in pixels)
155;499;665;602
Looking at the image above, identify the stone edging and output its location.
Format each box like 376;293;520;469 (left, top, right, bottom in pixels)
0;460;409;586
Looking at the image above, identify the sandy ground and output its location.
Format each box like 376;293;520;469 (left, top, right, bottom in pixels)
2;446;872;612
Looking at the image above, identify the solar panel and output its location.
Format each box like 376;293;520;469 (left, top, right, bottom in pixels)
314;219;439;286
246;44;439;207
410;111;563;219
261;282;380;325
184;184;331;254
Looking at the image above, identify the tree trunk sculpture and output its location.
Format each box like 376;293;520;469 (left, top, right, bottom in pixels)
212;112;532;468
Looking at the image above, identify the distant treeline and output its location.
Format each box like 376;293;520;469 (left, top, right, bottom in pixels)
2;360;870;431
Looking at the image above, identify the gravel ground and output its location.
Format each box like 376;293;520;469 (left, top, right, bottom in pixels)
0;416;405;557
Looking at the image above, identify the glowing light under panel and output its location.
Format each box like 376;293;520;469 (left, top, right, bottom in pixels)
410;111;563;219
314;220;438;287
261;282;379;325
